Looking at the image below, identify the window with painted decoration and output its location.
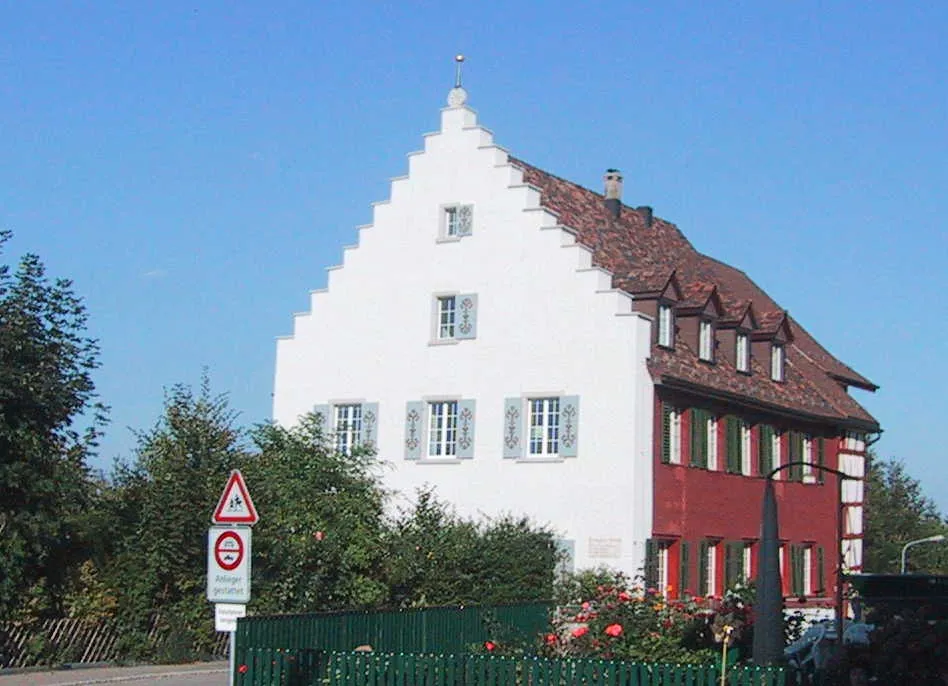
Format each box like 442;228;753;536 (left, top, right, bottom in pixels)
502;396;580;459
404;399;476;460
432;293;478;341
699;320;714;361
736;332;750;372
442;204;473;238
771;343;785;381
658;304;674;348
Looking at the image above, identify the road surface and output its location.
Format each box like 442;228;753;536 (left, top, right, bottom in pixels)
0;662;227;685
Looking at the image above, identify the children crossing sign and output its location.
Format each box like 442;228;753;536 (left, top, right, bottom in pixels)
212;470;258;525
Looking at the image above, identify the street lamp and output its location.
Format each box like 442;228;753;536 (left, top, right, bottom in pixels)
900;534;947;574
752;461;858;666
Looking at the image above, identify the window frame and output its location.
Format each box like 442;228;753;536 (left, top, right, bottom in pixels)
440;203;474;240
333;403;363;455
736;331;750;373
436;295;457;340
770;342;785;381
528;397;561;457
699;319;715;362
658;303;675;348
427;400;459;458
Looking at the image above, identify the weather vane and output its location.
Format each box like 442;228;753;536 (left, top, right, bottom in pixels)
447;54;468;108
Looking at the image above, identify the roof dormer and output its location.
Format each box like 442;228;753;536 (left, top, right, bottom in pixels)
719;302;758;374
751;312;792;382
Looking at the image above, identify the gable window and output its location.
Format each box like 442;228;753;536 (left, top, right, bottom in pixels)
658;304;674;348
736;332;750;372
334;404;362;455
437;296;456;339
432;293;478;341
699;320;714;361
442;204;473;239
427;400;459;457
771;343;785;381
661;403;682;464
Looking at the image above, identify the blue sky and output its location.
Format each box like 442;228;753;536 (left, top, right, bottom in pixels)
3;2;946;510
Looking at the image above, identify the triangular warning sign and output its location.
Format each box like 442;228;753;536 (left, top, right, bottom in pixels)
213;470;259;525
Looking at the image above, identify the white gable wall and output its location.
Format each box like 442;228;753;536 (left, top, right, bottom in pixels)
274;105;656;577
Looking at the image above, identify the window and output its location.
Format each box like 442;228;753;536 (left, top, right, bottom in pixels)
437;296;456;339
427;400;459;457
725;417;748;474
736;332;750;372
803;546;813;596
432;293;478;341
802;435;815;482
658;304;674;347
724;541;745;590
699;320;714;361
334;404;363;455
689;408;717;469
405;399;476;460
644;539;671;597
503;396;579;459
771;343;785;381
661;403;682;464
788;431;805;481
741;422;752;475
772;429;783;478
679;541;692;598
528;397;561;457
790;544;810;597
442;204;473;238
742;543;753;581
657;543;670;598
703;541;718;597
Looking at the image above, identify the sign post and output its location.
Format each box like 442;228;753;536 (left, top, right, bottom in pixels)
208;470;258;686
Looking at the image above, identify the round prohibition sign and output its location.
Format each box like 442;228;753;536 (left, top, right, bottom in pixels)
214;530;244;571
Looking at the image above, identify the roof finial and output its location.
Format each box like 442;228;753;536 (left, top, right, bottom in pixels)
447;54;468;108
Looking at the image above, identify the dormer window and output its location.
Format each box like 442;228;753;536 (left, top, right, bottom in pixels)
771;343;785;381
699;320;714;362
658;303;674;348
736;332;750;373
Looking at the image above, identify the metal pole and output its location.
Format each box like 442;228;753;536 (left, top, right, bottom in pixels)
900;535;947;573
229;630;236;686
836;474;845;642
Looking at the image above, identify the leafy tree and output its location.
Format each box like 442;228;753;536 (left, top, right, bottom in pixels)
0;231;106;617
863;456;948;574
384;488;558;608
102;376;246;659
246;414;390;613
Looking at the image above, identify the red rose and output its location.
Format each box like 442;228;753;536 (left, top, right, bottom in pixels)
618;591;632;602
571;626;589;638
484;641;496;652
545;633;557;645
604;623;623;637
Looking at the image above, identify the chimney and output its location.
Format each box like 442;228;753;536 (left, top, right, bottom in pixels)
603;169;623;218
636;205;654;228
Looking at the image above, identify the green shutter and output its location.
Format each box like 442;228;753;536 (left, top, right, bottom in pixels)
817;546;825;595
726;417;740;474
661;403;672;464
817;437;826;483
679;541;691;598
644;539;659;589
790;545;804;596
788;432;803;481
698;540;710;596
690;409;707;468
758;424;773;476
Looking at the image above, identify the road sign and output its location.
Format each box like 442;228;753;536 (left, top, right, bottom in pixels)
207;526;251;603
214;603;247;632
213;470;258;525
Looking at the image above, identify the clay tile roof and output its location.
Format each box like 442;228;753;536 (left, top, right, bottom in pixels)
510;156;879;429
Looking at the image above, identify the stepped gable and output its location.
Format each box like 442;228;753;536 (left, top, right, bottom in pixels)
511;157;878;430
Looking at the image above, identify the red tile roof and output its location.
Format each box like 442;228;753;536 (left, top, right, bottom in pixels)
511;157;879;430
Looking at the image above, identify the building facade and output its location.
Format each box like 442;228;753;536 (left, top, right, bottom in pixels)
273;85;880;603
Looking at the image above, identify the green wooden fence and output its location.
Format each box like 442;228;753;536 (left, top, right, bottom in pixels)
235;602;552;655
234;651;796;685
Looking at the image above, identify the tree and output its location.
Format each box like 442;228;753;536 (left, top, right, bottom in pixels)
863;456;948;574
0;231;106;617
101;376;246;659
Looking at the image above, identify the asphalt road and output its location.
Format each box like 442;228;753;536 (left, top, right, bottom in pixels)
0;662;227;686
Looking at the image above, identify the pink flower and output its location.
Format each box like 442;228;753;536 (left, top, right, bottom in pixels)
484;641;496;652
571;625;589;638
581;601;591;610
545;633;557;645
618;591;632;602
604;623;623;637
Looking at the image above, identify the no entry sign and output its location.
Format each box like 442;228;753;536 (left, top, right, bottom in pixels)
207;526;251;603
